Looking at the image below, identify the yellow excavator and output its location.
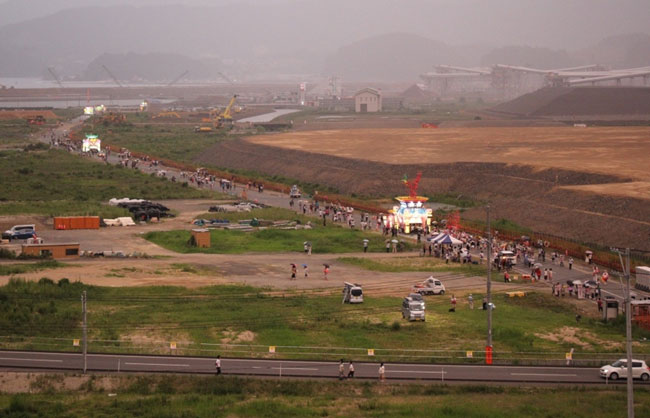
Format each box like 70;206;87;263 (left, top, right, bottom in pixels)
195;94;238;133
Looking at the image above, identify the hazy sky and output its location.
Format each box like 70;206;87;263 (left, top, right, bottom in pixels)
1;0;648;49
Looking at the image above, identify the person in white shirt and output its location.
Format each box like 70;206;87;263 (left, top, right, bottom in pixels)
347;361;355;378
378;362;385;382
215;355;222;375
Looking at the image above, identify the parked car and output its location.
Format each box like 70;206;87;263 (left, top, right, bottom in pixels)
2;224;36;241
412;276;446;295
342;282;363;304
402;296;426;321
599;359;650;381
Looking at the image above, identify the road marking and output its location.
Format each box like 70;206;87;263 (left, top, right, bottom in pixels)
511;373;577;377
388;370;446;374
124;362;189;367
0;357;63;363
270;367;318;371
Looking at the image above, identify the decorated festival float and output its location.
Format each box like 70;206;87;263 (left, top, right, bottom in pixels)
82;134;101;153
384;172;433;234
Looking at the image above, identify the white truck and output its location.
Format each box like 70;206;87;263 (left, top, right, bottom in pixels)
289;185;301;198
412;276;446;295
342;282;363;304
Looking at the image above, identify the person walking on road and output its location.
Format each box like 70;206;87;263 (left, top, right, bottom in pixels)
215;355;222;375
303;264;309;278
378;362;386;382
290;264;297;280
339;359;345;380
568;258;573;270
347;361;355;378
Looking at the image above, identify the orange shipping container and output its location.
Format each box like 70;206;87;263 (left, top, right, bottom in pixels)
54;216;100;230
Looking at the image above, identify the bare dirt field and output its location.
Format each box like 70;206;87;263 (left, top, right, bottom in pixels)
248;127;650;192
198;127;650;250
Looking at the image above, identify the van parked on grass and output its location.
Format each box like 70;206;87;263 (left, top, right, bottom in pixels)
402;296;426;321
342;282;363;304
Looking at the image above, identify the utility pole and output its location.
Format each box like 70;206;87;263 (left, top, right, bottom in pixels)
486;205;493;349
614;247;634;418
624;248;634;418
82;291;87;374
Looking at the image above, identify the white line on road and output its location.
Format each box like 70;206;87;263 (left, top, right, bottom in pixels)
270;367;318;371
511;373;577;377
0;357;63;363
388;370;447;374
124;362;189;367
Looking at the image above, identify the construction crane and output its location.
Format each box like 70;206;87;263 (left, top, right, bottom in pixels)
218;71;234;85
216;94;238;126
101;65;124;87
167;70;189;87
47;67;65;88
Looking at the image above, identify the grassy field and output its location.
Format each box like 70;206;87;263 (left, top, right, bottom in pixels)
0;148;215;216
52;107;83;120
78;116;231;163
1;374;648;418
0;260;65;276
1;279;647;361
338;256;486;276
0;119;40;148
144;226;409;254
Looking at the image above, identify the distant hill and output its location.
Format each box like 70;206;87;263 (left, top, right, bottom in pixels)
578;33;650;68
82;53;217;82
480;46;576;69
323;33;464;81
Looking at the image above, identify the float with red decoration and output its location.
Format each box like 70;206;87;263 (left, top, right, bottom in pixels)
384;172;433;234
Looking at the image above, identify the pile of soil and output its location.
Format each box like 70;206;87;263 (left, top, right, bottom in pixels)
197;139;650;251
489;86;650;119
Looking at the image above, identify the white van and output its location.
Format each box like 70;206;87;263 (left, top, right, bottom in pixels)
498;250;517;266
402;297;426;321
342;282;363;304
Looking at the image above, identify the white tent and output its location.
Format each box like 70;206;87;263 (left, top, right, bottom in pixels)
431;233;463;245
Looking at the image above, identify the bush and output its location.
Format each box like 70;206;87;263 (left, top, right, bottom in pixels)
0;248;17;259
38;277;55;286
391;321;401;331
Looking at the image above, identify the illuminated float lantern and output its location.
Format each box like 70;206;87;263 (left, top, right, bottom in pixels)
386;172;433;234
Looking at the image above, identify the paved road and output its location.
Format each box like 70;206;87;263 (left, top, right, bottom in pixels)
1;350;637;385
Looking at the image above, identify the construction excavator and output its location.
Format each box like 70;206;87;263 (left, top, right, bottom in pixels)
195;94;238;133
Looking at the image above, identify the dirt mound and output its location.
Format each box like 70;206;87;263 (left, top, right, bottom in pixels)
490;86;650;119
196;139;650;251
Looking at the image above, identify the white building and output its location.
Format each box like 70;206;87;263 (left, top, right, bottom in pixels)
354;88;382;113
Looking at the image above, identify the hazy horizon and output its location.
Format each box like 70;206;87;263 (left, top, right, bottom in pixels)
0;0;648;81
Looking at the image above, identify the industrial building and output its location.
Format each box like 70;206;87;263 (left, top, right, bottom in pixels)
354;88;382;113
